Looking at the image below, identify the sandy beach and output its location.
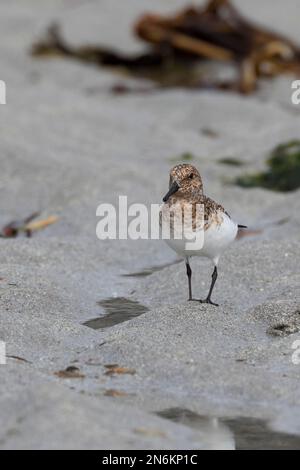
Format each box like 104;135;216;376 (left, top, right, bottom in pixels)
0;0;300;449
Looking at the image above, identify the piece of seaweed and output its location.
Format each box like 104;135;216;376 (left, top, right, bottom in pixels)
235;141;300;192
31;1;300;94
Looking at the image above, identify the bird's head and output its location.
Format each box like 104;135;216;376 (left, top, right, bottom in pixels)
163;164;203;202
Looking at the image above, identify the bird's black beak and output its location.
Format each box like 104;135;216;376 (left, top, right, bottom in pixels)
163;181;179;202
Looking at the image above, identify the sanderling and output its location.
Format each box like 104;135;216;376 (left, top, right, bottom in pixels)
161;164;246;306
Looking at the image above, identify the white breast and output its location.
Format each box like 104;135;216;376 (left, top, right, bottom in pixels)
162;210;238;263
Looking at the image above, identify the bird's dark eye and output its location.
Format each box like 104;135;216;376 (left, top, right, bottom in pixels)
189;173;194;179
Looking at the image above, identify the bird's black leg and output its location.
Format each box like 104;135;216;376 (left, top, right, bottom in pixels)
201;266;219;307
185;258;193;301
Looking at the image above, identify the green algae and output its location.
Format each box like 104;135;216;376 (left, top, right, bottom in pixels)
235;140;300;192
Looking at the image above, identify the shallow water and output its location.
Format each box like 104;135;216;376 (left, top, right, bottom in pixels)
83;297;149;329
157;408;300;450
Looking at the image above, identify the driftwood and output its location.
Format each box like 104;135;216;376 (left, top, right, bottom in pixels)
32;0;300;94
0;213;58;238
135;0;300;93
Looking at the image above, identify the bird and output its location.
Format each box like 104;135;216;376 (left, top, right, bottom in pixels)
160;164;246;306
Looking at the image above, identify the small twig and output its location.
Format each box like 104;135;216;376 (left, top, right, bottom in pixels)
25;215;59;233
6;355;32;364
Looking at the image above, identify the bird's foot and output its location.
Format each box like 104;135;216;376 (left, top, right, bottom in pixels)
200;298;219;307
